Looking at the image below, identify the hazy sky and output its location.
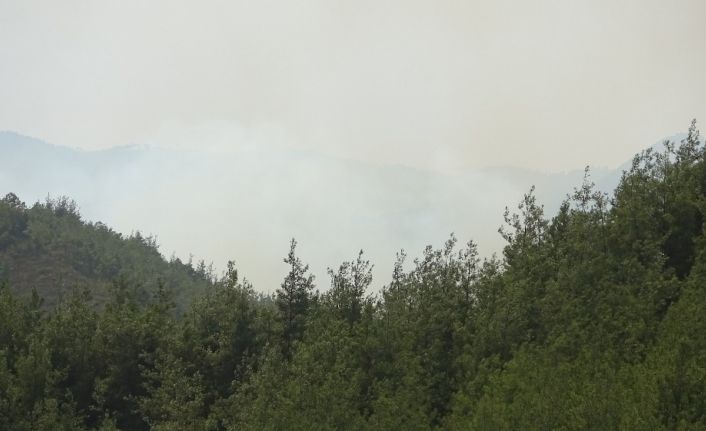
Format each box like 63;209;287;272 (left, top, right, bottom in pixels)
1;0;705;172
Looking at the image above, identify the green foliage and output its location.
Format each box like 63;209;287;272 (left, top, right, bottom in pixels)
1;122;705;429
0;195;214;310
275;239;316;358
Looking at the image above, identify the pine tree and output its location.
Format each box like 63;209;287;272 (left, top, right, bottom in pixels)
275;239;315;358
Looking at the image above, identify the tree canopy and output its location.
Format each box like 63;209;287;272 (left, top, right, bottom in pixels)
1;122;705;429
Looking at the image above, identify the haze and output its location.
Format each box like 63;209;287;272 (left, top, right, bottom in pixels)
2;0;705;171
1;0;705;289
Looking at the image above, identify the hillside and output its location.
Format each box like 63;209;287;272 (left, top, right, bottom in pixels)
0;193;213;310
0;124;705;429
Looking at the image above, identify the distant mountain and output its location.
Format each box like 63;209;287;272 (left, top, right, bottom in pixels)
0;131;675;291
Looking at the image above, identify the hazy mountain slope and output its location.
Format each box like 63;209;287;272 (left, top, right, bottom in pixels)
0;131;644;290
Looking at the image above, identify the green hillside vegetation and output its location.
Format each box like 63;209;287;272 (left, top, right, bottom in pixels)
0;195;214;310
1;121;705;430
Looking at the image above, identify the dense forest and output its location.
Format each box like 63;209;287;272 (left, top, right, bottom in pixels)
1;122;706;430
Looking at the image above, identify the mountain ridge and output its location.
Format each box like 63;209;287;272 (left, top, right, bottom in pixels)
0;131;685;291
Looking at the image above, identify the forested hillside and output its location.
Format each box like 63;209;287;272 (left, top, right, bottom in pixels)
1;122;706;430
0;194;214;310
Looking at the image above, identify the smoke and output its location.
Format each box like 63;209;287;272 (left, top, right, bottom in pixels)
2;0;705;173
1;126;624;292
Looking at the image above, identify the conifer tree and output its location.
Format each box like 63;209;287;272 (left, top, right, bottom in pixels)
275;239;315;358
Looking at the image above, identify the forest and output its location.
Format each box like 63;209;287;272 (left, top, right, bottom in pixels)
1;122;706;430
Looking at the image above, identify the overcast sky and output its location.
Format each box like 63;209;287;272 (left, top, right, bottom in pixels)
1;0;705;172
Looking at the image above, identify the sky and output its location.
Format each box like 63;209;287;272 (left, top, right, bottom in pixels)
1;0;705;173
1;1;706;289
